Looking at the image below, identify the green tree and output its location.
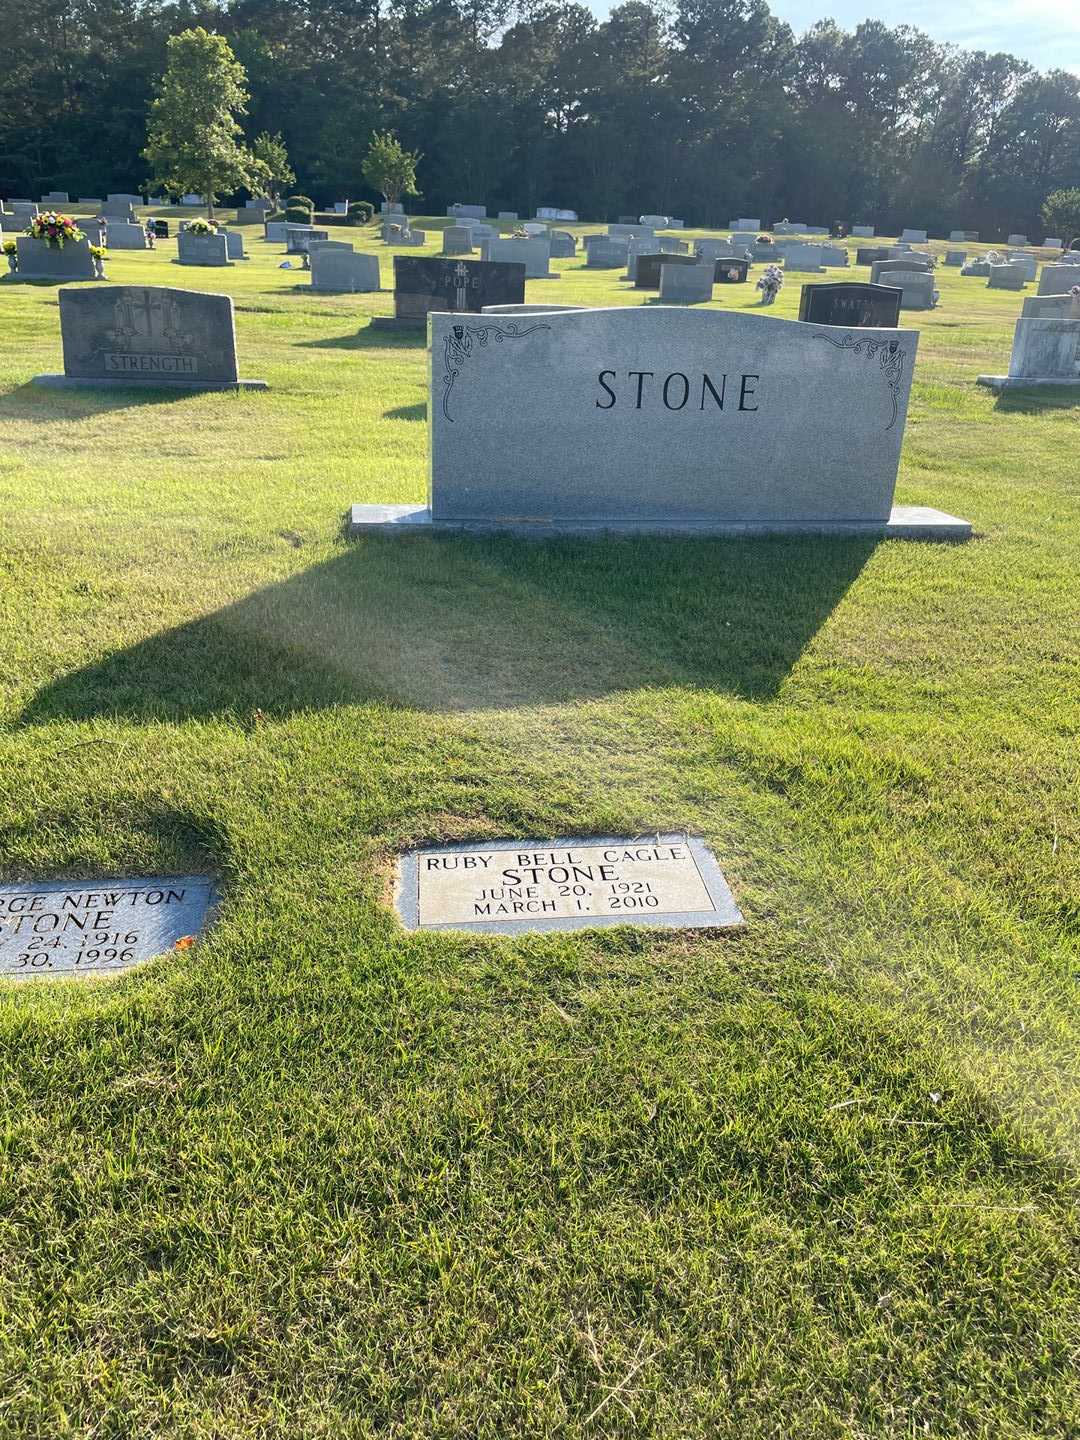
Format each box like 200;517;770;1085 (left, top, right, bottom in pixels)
361;130;422;207
142;28;268;218
1041;187;1080;243
251;130;295;206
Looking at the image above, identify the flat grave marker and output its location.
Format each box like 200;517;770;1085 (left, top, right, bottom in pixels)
396;836;744;935
0;875;214;979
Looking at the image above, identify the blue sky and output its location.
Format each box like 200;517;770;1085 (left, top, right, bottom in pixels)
593;0;1080;75
763;0;1079;72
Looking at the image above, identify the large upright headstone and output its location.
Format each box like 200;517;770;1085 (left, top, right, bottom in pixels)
32;285;268;390
103;221;150;250
442;225;474;256
798;282;902;328
378;255;526;328
480;237;555;278
349;307;970;539
882;270;937;309
782;244;824;273
987;263;1027;291
584;238;629;268
659;260;714;303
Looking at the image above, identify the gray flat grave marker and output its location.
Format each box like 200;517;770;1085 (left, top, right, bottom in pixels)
0;875;214;979
396;836;743;934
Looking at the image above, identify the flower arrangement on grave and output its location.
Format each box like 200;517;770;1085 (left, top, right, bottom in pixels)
186;217;218;235
26;211;85;248
756;264;783;305
3;238;17;272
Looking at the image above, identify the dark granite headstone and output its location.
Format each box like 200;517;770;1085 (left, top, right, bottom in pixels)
712;257;750;283
32;285;267;390
798;282;902;328
856;247;890;265
391;256;526;326
152;219;169;238
634;252;699;289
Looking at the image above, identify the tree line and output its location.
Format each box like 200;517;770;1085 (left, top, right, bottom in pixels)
2;0;1079;236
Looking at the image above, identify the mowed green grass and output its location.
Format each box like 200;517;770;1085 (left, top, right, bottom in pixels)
0;214;1077;1438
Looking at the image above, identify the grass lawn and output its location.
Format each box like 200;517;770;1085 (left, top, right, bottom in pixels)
0;214;1077;1438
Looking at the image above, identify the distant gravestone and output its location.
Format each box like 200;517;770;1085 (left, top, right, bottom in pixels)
32;285;268;390
799;282;902;328
961;259;991;277
871;257;931;284
1038;263;1080;294
977;309;1080;390
481;237;555;278
12;235;101;281
265;221;288;244
286;226;329;254
659;259;714;303
1022;292;1080;319
497;211;519;221
856;247;890;265
377;255;526;328
634;252;699;289
900;228;928;243
393;836;743;935
104;220;149;250
549;230;576;258
223;230;246;260
1007;233;1029;246
177;231;230;266
1044;237;1063;249
152;219;169;239
887;271;937;309
0;875;215;979
696;239;747;261
349;307;970;539
712;257;750;284
235;205;269;224
442;225;474;256
447;203;487;219
1005;253;1037;281
988;263;1027;290
944;250;966;266
852;225;875;238
584;239;629;268
310;247;380;292
730;218;760;231
41;191;69;205
782;244;824;273
819;245;850;268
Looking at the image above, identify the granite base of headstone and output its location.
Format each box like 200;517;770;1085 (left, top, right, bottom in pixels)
32;284;268;391
350;306;970;540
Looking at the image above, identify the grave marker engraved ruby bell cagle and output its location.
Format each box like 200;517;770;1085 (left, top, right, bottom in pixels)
395;836;744;935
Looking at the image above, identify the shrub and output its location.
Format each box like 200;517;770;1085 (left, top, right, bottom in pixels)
287;195;315;210
285;205;313;225
347;201;374;225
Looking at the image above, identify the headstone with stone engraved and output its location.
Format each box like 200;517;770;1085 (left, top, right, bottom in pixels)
32;284;267;390
349;306;969;539
798;282;902;328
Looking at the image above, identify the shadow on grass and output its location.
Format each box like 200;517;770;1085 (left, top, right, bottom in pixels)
292;324;422;351
0;381;201;421
384;402;426;421
21;534;876;721
993;387;1080;414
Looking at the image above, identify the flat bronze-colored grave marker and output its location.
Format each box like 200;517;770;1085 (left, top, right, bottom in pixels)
0;875;215;979
397;836;743;935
